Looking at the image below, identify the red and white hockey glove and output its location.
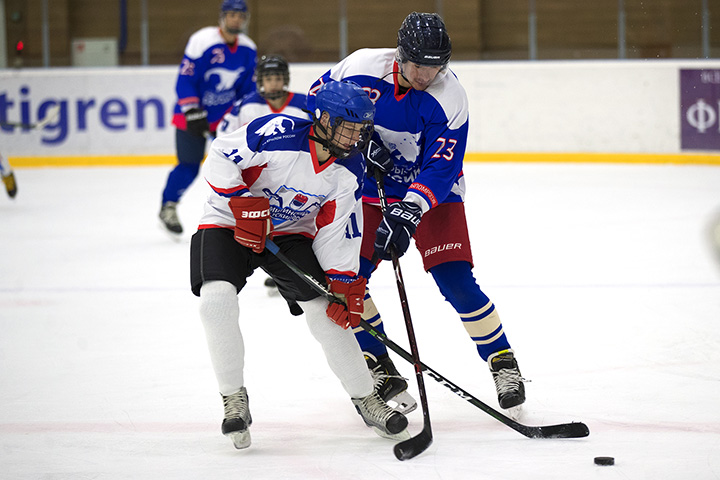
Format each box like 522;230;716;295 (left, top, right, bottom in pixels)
326;276;366;329
228;196;273;253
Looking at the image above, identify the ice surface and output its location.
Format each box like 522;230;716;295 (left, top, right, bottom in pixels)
1;162;719;479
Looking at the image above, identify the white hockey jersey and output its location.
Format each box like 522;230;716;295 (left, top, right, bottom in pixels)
199;114;365;278
217;91;309;136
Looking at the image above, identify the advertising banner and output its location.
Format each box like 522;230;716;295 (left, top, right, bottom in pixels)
0;67;177;157
681;69;720;151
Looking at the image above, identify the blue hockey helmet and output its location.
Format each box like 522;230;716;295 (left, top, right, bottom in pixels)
314;80;374;125
397;12;452;67
313;81;375;158
221;0;247;13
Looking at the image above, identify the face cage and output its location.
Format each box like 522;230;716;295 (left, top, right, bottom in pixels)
220;11;250;34
257;71;290;100
324;118;374;159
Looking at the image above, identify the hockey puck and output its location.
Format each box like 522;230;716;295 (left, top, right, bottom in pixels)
594;456;614;466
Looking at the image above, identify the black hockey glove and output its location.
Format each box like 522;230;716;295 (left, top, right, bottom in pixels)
374;201;422;260
365;139;394;178
184;108;210;138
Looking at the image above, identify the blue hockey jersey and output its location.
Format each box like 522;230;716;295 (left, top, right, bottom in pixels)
308;48;469;214
172;27;257;133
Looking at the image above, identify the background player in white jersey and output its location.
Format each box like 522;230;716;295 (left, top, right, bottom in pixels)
217;54;309;136
190;81;408;449
308;12;526;414
159;0;257;235
0;151;17;198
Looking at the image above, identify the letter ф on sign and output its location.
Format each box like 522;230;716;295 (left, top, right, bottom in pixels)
680;69;720;151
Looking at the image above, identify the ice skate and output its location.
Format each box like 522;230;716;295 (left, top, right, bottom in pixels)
159;201;183;234
352;391;410;440
365;352;417;415
221;387;252;449
488;349;526;410
2;172;17;198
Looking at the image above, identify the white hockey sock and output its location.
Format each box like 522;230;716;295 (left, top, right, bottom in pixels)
199;280;245;396
299;297;374;399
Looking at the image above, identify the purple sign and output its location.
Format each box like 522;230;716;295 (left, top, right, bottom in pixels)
681;69;720;151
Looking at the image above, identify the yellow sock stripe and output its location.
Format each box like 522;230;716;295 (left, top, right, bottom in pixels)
461;309;504;345
459;301;494;320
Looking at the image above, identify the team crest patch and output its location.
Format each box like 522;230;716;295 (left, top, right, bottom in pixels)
204;66;246;91
255;116;296;137
262;185;325;225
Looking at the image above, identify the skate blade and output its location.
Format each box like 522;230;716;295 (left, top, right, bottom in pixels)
225;430;251;449
158;222;183;242
388;391;417;415
504;404;524;421
372;426;411;441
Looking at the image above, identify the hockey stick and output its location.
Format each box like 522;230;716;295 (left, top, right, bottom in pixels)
373;170;432;461
263;239;590;441
0;105;60;130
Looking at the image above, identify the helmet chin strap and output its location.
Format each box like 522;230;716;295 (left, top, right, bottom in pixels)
308;120;351;159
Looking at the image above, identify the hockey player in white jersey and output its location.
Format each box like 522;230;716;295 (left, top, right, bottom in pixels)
217;54;310;313
308;12;526;414
190;80;409;449
217;54;309;136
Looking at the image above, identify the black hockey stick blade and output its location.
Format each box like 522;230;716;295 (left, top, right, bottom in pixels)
394;426;432;461
518;422;589;439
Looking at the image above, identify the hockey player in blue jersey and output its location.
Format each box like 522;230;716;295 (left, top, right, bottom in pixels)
159;0;257;235
190;80;409;449
308;12;526;414
217;54;310;136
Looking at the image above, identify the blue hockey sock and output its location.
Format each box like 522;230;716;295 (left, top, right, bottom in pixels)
162;162;200;204
430;261;511;361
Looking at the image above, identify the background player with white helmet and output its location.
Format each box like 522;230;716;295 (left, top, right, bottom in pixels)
190;80;408;449
159;0;257;235
308;12;527;415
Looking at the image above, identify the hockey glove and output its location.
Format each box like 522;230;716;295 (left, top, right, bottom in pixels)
184;107;210;138
326;276;366;329
228;196;273;253
365;139;394;178
374;201;422;260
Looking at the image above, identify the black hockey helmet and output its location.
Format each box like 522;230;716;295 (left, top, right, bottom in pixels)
397;12;452;67
256;54;290;100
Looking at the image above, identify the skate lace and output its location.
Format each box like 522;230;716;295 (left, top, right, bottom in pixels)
369;364;406;389
357;392;396;426
223;389;249;420
491;368;527;395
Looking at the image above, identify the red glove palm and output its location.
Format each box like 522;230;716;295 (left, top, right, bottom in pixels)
326;277;367;329
228;196;273;253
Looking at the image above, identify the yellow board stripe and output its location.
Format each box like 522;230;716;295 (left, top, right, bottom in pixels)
7;152;720;168
10;156;177;168
465;152;720;165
